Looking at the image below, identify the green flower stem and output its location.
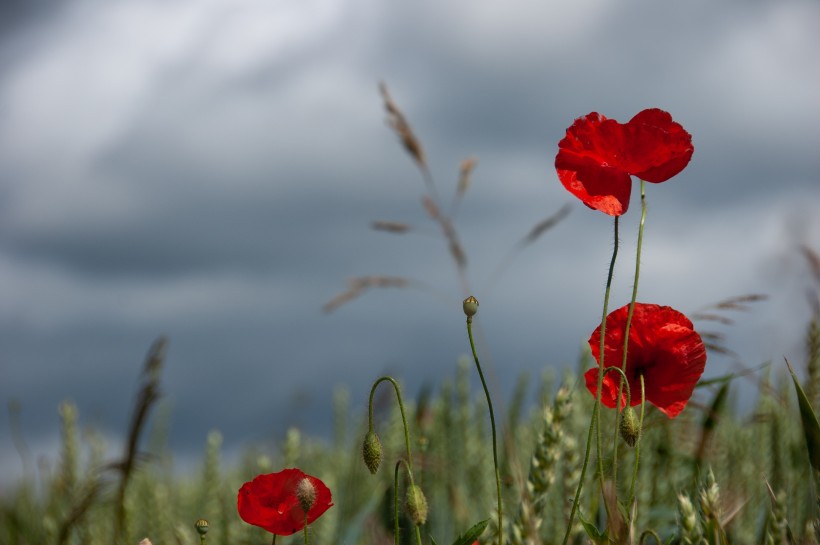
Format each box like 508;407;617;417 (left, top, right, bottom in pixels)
613;179;647;488
369;376;414;472
369;377;422;545
394;461;402;545
394;459;424;545
562;215;620;545
466;316;503;545
272;535;276;545
304;512;308;545
628;374;646;505
603;367;631;408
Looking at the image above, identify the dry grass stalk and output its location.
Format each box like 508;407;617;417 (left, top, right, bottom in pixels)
712;293;768;311
443;218;467;269
379;82;427;170
323;276;411;313
421;195;440;220
456;157;478;197
112;337;168;542
690;293;767;361
371;221;411;234
487;205;571;288
523;204;572;245
802;245;820;283
690;313;734;325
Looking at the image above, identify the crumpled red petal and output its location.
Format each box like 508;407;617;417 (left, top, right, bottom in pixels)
237;468;333;536
584;303;706;418
555;109;693;216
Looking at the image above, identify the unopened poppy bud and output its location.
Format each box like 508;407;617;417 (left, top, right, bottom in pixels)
619;407;641;447
405;484;428;526
194;518;209;535
362;431;383;474
463;296;479;318
296;477;317;514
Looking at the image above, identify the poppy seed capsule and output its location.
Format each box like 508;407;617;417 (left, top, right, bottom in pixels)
619;407;641;447
463;296;479;318
405;484;428;526
296;477;317;514
362;431;383;474
194;519;209;535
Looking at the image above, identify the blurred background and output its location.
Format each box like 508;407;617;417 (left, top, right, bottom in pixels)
0;0;818;490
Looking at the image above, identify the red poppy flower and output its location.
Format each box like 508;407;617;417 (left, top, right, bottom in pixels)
584;303;706;418
237;468;333;536
555;109;693;216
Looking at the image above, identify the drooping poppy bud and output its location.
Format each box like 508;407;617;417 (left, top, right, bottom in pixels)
619;407;641;447
362;431;383;474
405;484;428;526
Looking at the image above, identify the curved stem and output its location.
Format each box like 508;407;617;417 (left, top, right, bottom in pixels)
562;216;620;545
466;317;503;545
613;179;647;487
369;376;414;469
371;377;423;545
602;367;631;408
639;529;662;545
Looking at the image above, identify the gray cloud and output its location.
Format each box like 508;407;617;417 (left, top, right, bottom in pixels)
1;0;819;488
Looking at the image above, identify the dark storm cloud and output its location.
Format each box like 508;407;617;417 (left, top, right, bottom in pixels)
1;0;819;488
367;0;820;205
0;0;67;39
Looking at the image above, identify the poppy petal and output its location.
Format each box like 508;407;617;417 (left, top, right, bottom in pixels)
623;109;694;183
554;109;693;215
555;113;633;215
585;303;706;418
237;468;333;536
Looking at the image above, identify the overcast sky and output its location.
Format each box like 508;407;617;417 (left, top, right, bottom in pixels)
1;0;819;489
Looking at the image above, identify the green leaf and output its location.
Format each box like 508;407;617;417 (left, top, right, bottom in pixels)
578;511;607;544
431;536;439;545
450;519;489;545
787;359;820;473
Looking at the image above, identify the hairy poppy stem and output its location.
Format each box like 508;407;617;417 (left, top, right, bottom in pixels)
369;378;422;545
368;376;414;473
613;179;647;487
562;216;620;545
628;374;647;505
303;513;309;545
465;314;503;545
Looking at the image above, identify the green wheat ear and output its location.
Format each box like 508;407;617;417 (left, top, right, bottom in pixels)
677;493;702;545
509;386;572;545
